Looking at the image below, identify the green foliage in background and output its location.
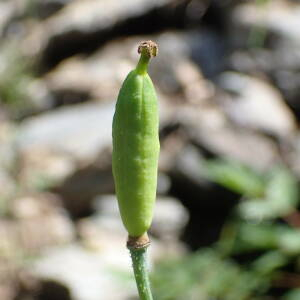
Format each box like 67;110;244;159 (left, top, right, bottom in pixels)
152;249;269;300
0;42;35;118
152;159;300;300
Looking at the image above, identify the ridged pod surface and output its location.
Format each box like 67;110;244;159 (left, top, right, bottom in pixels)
112;41;159;237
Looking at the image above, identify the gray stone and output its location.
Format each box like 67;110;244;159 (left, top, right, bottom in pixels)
45;32;191;103
0;170;16;215
34;0;72;18
0;122;16;171
174;102;281;171
16;102;114;163
44;0;171;36
30;192;187;300
151;196;189;240
0;2;14;37
0;193;75;258
94;194;188;241
32;0;175;63
218;72;297;138
45;40;137;102
32;244;135;300
171;144;210;186
233;0;300;42
289;133;300;178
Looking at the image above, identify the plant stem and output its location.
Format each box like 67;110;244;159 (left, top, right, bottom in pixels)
127;234;153;300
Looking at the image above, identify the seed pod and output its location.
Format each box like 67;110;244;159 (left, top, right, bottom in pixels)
112;41;159;237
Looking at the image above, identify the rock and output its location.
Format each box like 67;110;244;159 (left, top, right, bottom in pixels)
31;244;135;300
170;144;210;186
233;0;300;42
0;2;15;37
0;193;74;258
26;79;54;112
0;122;17;214
34;0;72;19
229;1;300;121
19;146;76;191
33;0;175;67
228;43;300;122
150;32;191;95
44;30;215;118
168;100;280;171
193;121;280;171
16;102;114;163
45;40;137;102
0;170;16;216
0;284;15;300
173;59;215;105
151;196;189;240
86;194;187;257
0;122;16;171
15;102;116;215
156;69;282;172
168;144;240;250
44;0;171;36
230;1;300;72
157;172;172;194
44;32;193;103
93;194;188;242
23;26;221;118
0;276;17;300
30;192;187;300
218;72;297;138
56;162;114;218
289;134;300;178
0;39;53;118
229;49;273;74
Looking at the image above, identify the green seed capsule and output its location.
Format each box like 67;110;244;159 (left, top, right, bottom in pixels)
112;41;159;237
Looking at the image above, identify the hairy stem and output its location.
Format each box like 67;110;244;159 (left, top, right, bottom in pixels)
128;234;153;300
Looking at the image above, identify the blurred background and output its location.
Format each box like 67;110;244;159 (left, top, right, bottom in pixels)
1;0;300;299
